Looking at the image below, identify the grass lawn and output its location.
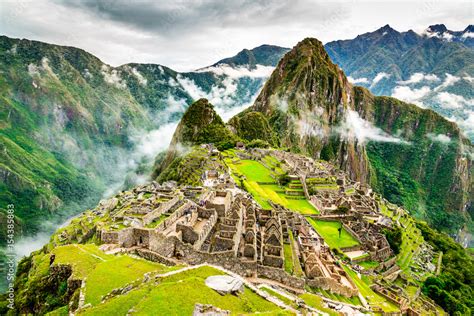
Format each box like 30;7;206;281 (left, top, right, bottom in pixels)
227;155;318;214
260;286;297;308
52;244;180;306
358;260;379;270
306;218;359;249
298;293;339;316
283;243;294;274
315;288;362;306
81;266;288;315
289;230;304;277
236;160;275;182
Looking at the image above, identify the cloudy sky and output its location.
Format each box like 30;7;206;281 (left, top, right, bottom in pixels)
1;0;472;71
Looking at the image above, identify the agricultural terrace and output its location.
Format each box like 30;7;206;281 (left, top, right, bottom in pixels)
379;202;427;278
27;243;182;315
223;150;318;215
306;218;359;250
79;266;289;315
342;265;400;313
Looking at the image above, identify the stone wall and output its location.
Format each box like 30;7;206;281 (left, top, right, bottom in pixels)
306;277;358;297
131;248;177;266
142;195;180;226
257;265;305;289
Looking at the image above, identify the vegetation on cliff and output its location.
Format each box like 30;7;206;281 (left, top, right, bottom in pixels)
417;221;473;315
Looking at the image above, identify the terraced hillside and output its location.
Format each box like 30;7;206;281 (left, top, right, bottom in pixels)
223;149;318;214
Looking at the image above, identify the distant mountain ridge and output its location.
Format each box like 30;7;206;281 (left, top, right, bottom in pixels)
211;44;290;69
324;24;474;140
0;35;283;263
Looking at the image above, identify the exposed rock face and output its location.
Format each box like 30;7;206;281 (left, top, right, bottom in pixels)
237;37;473;231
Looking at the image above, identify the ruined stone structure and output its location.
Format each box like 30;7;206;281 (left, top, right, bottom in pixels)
93;148;414;303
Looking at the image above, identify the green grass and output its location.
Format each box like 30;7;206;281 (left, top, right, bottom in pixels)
51;244;179;306
283;243;294;274
315;288;362;306
81;266;287;315
306;218;359;249
289;230;304;277
236;160;275;182
358;260;379;270
227;156;317;214
299;293;339;316
342;265;399;313
260;286;296;308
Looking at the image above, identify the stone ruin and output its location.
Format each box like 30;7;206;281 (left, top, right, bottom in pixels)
92;147;437;309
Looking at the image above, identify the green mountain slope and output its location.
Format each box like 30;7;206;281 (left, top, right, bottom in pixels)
325;25;474;140
234;37;473;233
0;35;283;235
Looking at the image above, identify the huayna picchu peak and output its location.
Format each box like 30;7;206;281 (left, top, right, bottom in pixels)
1;3;473;315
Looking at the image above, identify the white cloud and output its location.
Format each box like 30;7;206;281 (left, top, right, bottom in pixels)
397;72;439;85
427;133;451;144
434;73;461;91
442;32;454;41
131;122;178;161
338;110;408;144
462;32;474;39
199;64;274;79
131;67;148;86
83;68;93;79
462;75;474;83
27;57;59;80
391;85;431;106
436;92;474;109
101;65;127;89
371;72;391;87
347;76;369;84
176;74;240;107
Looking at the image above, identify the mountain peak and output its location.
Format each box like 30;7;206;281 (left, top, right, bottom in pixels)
427;24;448;33
212;45;290;69
154;98;237;176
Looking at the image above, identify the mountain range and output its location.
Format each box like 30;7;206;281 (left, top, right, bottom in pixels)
0;24;473;262
325;24;474;140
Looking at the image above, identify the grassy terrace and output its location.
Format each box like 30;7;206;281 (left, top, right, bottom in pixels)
80;266;289;315
342;265;399;313
224;151;317;215
298;293;340;316
49;244;182;306
379;202;425;276
306;218;359;250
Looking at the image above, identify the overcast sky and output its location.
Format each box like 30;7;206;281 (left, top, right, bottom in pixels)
1;0;472;71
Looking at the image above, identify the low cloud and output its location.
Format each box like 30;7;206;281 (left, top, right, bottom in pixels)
101;65;127;89
436;92;474;109
397;72;439;85
391;86;431;106
371;72;391;87
199;64;274;79
338;110;408;144
130;67;147;86
347;76;369;84
434;73;460;91
427;133;451;144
